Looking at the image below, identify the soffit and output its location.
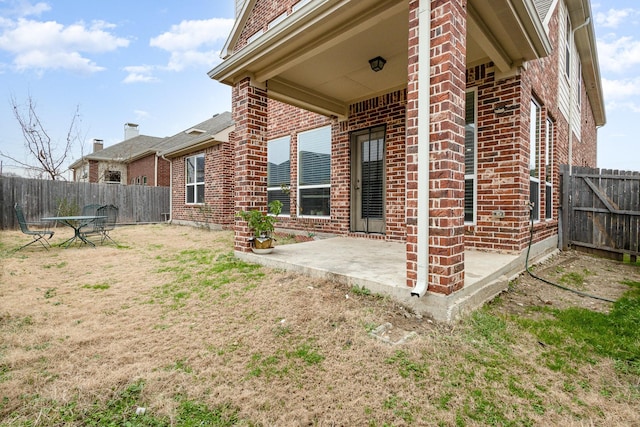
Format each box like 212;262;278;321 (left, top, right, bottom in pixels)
567;0;606;126
210;0;551;118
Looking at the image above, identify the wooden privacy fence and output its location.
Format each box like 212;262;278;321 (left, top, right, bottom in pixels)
0;176;170;230
560;165;640;260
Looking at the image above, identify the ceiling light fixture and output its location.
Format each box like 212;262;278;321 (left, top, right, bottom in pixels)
369;56;386;72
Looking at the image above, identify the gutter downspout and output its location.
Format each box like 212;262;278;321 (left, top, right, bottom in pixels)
411;0;431;297
160;153;172;222
154;155;158;187
568;16;590;176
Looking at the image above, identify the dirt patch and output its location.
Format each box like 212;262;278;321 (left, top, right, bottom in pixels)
495;250;637;317
1;224;639;425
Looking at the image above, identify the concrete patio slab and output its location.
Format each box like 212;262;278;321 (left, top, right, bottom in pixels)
235;235;558;322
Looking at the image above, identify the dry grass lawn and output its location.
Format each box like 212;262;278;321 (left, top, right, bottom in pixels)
1;224;639;426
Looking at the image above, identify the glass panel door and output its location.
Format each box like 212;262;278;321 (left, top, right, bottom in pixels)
351;126;386;234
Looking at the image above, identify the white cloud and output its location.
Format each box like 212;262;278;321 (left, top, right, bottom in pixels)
597;35;640;74
0;17;129;73
0;0;51;19
602;77;640;100
150;18;232;51
165;49;221;72
595;8;637;28
122;65;159;84
149;18;232;69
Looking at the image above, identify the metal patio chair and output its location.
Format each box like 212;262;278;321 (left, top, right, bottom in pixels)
82;204;118;245
78;203;103;234
14;203;55;251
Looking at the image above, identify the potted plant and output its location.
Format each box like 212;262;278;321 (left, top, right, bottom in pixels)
237;200;282;253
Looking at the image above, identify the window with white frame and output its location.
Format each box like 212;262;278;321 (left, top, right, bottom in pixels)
545;118;554;220
297;125;331;216
186;154;205;204
105;170;121;184
464;89;477;224
267;136;291;215
530;99;541;221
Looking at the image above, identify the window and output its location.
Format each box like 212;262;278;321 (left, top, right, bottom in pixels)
143;176;148;186
464;89;477;224
105;170;121;183
186;154;205;204
545;118;554;220
530;100;541;221
267;136;291;215
298;126;331;216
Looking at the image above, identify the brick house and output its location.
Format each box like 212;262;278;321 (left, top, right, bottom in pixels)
158;112;235;226
69;123;168;186
201;0;603;315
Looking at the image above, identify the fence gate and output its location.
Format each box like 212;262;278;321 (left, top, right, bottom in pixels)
560;165;640;260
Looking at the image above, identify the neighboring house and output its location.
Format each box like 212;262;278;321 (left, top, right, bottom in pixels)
157;112;235;227
69;123;168;186
213;0;606;317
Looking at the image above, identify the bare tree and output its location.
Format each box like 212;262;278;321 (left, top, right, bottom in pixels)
1;94;82;180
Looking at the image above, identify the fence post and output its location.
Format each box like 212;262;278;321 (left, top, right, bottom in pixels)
559;165;570;251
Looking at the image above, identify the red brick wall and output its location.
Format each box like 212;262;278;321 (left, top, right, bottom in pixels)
157;157;171;187
463;3;599;252
266;94;407;242
88;160;99;183
342;91;407;241
233;78;269;252
234;0;300;52
128;155;157;186
406;0;467;294
170;143;235;226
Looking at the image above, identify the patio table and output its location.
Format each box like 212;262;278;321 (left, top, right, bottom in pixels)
41;215;106;248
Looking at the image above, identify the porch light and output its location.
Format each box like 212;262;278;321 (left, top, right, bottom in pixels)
369;56;386;72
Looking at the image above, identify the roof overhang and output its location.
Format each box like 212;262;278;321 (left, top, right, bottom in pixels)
467;0;552;73
160;125;234;158
567;0;606;126
209;0;552;118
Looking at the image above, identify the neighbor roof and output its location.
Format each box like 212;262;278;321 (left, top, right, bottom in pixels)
157;111;234;158
69;134;166;169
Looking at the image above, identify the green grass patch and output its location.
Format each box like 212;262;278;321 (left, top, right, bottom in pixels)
82;282;110;290
516;286;640;376
151;250;264;308
39;380;247;426
385;350;429;381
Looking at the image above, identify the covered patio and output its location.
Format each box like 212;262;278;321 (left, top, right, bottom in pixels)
235;236;557;322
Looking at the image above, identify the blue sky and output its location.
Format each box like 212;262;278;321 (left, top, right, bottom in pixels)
0;0;638;177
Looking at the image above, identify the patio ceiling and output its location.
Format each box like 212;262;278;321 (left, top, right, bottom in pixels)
209;0;551;119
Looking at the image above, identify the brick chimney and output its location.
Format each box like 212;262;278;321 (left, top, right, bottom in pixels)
93;139;104;153
124;122;139;140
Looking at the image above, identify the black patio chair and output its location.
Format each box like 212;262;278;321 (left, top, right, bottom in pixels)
78;203;102;234
14;203;55;251
81;204;118;245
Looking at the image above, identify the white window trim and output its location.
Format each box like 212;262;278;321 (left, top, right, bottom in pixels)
530;99;542;222
465;88;478;225
267;135;292;217
297;125;331;219
545;118;554;220
185;154;205;205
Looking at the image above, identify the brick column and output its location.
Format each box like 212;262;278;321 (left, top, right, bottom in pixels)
233;78;268;252
406;0;466;295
